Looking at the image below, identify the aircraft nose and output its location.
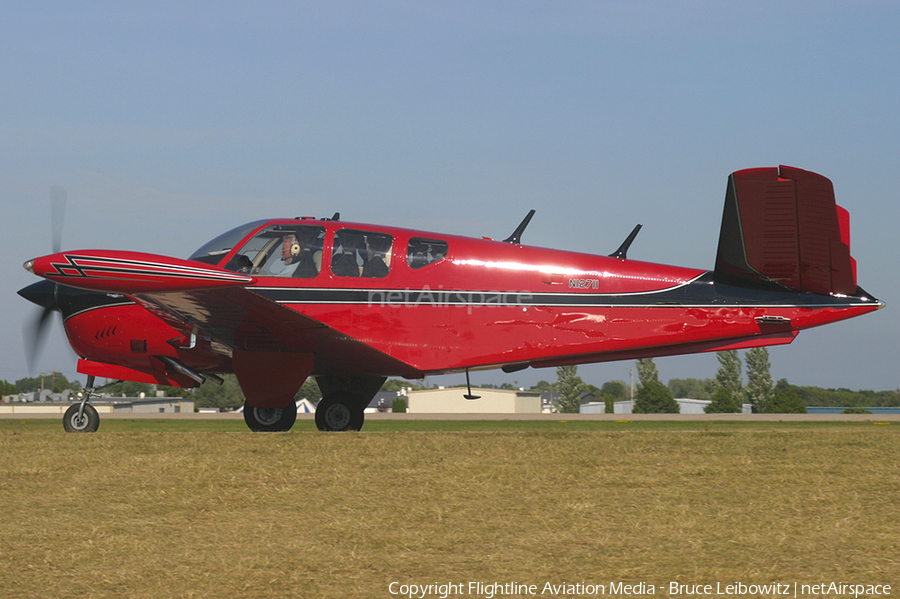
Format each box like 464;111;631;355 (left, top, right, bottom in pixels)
18;280;59;311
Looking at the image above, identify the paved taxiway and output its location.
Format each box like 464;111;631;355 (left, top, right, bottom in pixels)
1;412;897;421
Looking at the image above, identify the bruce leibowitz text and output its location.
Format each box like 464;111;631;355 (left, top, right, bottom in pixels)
389;581;892;598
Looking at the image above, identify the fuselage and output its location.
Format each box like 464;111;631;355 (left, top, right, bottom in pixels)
22;217;883;385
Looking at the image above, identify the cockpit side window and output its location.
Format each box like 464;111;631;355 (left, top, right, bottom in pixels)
332;229;393;278
224;224;326;278
407;238;448;269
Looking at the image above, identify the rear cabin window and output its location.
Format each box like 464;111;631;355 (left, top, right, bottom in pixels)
225;224;326;278
332;229;393;278
407;238;448;269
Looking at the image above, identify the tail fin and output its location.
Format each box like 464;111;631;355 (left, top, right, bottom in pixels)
714;165;857;295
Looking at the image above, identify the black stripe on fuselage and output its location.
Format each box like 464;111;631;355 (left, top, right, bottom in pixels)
252;273;876;309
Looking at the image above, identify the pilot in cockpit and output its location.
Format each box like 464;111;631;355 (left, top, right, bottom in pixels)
281;233;300;266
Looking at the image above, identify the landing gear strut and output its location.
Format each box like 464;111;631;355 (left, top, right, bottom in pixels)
64;375;99;433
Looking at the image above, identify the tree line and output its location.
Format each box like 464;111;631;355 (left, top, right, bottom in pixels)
2;372;83;395
3;354;897;413
546;348;872;414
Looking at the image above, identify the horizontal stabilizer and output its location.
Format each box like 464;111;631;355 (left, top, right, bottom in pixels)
714;165;856;295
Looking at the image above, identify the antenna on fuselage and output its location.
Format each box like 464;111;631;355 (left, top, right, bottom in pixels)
609;224;643;259
463;369;481;400
502;209;536;244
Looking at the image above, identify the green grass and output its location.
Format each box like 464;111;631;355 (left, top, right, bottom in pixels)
0;417;894;434
1;420;897;598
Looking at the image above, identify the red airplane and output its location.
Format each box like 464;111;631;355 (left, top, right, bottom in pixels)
19;165;883;432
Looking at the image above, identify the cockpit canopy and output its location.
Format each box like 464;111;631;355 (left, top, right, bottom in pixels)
189;219;447;279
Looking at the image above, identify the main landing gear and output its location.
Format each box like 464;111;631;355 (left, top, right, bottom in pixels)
243;404;298;432
315;394;365;431
242;375;386;432
63;375;100;433
314;375;386;432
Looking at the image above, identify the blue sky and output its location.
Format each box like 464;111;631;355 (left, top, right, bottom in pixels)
2;1;898;391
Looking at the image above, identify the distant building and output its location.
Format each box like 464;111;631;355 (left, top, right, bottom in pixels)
578;402;609;414
3;389;76;403
366;391;400;413
0;395;193;415
539;390;597;414
408;387;541;414
586;398;752;415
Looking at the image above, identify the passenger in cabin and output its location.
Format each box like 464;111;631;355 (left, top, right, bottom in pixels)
362;234;392;278
332;230;393;278
332;230;364;277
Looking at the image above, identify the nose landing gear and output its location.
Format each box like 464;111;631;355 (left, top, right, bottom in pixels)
63;375;100;433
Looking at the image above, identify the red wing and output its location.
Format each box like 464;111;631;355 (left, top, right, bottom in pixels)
25;249;419;377
133;286;419;378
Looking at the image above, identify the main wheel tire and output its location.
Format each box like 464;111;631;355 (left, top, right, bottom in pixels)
315;396;364;431
63;403;100;433
243;403;298;432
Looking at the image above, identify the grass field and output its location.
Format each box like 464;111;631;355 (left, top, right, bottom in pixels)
1;420;897;598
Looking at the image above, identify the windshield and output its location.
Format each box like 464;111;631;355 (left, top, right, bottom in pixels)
188;220;268;265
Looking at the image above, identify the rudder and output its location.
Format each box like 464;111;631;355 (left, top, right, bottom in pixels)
713;165;856;295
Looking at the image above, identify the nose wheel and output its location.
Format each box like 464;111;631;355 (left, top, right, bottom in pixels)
64;402;99;432
63;375;100;433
